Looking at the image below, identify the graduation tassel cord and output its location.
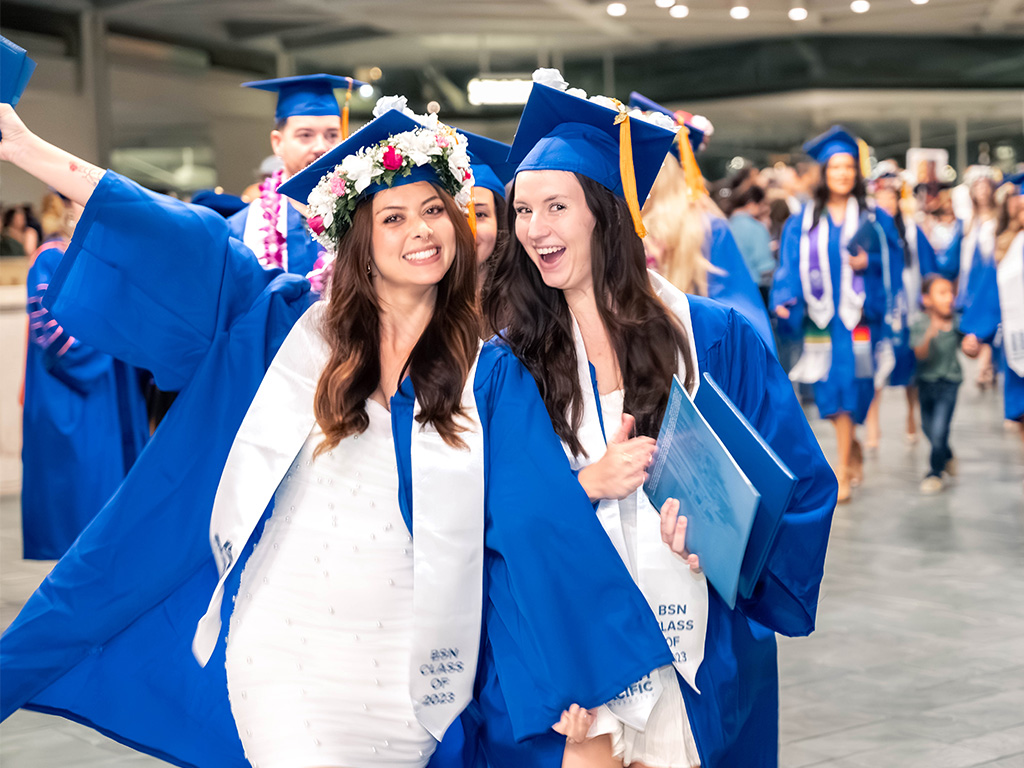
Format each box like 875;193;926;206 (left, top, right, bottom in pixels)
676;121;708;203
857;138;872;180
342;81;353;140
613;107;647;240
467;190;478;239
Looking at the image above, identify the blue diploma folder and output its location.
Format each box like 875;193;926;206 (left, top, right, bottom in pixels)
1;36;36;141
692;372;797;601
643;375;760;609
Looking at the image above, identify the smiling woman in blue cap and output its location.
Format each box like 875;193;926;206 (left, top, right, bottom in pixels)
483;69;837;768
0;98;673;768
771;125;906;503
227;74;364;279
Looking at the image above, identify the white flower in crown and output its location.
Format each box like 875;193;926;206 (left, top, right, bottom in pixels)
532;68;569;91
373;95;416;119
566;87;588;99
642;110;678;132
587;94;619;111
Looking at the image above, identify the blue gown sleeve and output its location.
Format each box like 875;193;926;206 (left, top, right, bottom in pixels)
705;216;776;353
44;171;278;391
770;214;806;337
959;262;1000;342
933;222;963;281
477;344;673;741
704;307;838;636
27;247;114;393
916;227;938;277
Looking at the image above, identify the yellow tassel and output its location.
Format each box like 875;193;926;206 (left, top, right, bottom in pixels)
677;121;708;202
857;138;871;179
341;81;354;140
467;189;478;239
614;109;647;239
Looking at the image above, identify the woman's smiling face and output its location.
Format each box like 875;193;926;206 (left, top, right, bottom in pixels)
369;181;456;292
513;170;597;295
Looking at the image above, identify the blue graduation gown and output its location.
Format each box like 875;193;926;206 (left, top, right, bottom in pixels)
960;262;1024;421
21;241;149;560
1;171;671;767
705;215;777;355
955;235;995;314
226;198;321;277
476;298;837;767
771;206;903;422
918;220;962;281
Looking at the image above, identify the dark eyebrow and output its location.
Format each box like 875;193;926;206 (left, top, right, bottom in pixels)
513;194;566;206
377;195;442;215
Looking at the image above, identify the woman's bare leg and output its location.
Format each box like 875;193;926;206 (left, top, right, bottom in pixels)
833;414;854;503
905;385;919;441
865;391;882;449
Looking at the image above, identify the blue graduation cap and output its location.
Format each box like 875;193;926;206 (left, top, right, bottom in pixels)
190;189;247;218
242;74;367;122
279;109;425;203
460;130;514;200
628;92;705;157
508;82;676;237
803;125;861;165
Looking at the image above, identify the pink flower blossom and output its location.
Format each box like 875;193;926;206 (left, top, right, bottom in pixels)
329;175;347;196
307;215;325;235
436;134;450;148
382;146;404;171
463;168;472;181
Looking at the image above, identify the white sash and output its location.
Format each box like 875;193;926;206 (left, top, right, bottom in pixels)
798;197;862;331
241;193;290;271
903;219;923;326
959;218;996;298
192;303;483;740
998;232;1024;377
564;271;707;731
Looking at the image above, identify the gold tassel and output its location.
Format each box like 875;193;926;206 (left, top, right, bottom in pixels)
614;108;647;239
341;80;354;140
857;138;871;179
677;121;708;202
467;189;478;239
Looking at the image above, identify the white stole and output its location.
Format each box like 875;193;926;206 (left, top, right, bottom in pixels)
192;302;483;740
959;217;997;298
564;271;707;731
998;232;1024;377
798;197;863;331
241;193;290;271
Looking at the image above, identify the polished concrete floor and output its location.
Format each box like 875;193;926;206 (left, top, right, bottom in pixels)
1;377;1022;767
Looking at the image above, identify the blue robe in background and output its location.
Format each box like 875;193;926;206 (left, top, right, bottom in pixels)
226;196;321;277
960;257;1024;421
919;219;962;281
476;298;837;767
772;204;904;423
705;214;777;355
21;240;149;560
1;171;672;767
956;224;996;314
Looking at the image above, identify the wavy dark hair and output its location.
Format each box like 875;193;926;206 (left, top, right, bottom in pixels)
314;183;480;454
811;154;868;229
483;173;694;457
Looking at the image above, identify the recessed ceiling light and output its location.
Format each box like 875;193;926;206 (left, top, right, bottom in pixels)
730;4;750;20
910;0;928;4
655;0;675;8
607;2;628;16
789;6;808;20
851;0;870;12
669;4;689;17
358;83;374;98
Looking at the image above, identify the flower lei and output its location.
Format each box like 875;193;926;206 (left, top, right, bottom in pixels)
304;118;473;252
258;167;287;269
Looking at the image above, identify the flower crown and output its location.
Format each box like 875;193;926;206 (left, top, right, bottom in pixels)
305;98;474;251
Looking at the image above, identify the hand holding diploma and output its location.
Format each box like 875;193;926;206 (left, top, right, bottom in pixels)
577;413;656;502
659;498;701;573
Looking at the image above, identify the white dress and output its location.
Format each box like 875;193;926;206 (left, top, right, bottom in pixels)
588;389;701;768
224;399;436;768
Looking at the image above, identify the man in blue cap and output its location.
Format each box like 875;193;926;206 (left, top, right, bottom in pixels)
227;74;364;277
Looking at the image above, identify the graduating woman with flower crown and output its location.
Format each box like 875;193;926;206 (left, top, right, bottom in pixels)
483;70;836;768
0;98;673;768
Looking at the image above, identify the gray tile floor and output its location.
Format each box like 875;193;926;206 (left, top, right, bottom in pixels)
2;377;1022;767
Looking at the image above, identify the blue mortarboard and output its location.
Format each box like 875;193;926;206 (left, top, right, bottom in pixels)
190;189;248;218
509;83;676;211
242;74;367;121
459;130;514;200
803;126;861;165
628;92;705;157
1003;171;1024;187
279;110;436;204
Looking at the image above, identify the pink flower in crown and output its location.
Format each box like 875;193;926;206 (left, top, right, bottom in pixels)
329;175;347;197
307;215;325;235
436;134;450;148
382;145;404;171
463;168;472;181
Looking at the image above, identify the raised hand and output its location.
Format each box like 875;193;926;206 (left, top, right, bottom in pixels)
577;413;657;502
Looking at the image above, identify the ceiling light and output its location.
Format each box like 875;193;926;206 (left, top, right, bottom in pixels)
467;77;533;106
910;0;928;4
607;2;627;16
669;4;689;17
358;83;374;98
655;0;675;8
789;6;808;20
730;3;750;20
850;0;870;12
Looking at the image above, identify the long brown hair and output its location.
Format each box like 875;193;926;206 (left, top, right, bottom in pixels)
314;183;480;453
483;173;694;457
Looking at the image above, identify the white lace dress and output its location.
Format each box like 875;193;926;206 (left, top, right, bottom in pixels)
224;400;436;768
